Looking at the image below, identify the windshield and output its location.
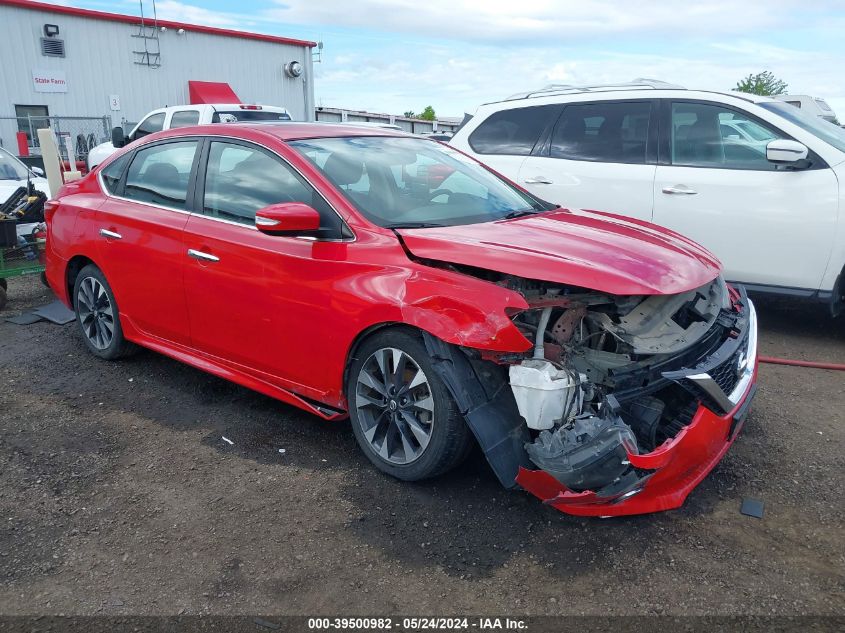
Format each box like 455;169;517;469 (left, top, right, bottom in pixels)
0;146;31;181
212;110;291;123
289;136;550;227
759;101;845;154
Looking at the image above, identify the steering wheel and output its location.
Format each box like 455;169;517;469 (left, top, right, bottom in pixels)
428;188;451;201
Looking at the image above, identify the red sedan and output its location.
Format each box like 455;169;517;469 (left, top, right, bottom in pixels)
44;123;758;516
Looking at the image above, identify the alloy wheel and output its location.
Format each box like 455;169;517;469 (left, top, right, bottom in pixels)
355;347;435;465
76;276;115;350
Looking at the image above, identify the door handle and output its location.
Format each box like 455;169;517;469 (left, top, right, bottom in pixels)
662;185;698;195
187;249;219;263
99;228;122;240
524;176;554;184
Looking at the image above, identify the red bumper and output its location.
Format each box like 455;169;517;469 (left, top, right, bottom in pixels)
516;365;758;517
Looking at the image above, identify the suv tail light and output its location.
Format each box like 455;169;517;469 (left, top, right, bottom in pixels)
239;105;263;110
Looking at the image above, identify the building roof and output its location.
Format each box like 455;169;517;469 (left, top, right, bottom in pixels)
0;0;317;48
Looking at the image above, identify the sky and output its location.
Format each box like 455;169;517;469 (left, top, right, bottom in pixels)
53;0;845;119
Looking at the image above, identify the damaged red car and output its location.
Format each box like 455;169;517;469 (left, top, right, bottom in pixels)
44;123;758;516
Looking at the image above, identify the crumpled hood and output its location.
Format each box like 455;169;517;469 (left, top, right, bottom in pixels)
398;209;722;296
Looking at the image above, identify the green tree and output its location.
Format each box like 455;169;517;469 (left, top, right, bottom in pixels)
418;105;436;121
735;71;788;96
403;110;416;118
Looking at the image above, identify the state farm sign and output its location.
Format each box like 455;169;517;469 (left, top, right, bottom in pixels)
32;69;67;93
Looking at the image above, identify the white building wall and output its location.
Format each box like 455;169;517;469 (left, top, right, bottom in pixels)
0;2;313;149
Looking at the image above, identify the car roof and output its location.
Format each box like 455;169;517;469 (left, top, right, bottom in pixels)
149;122;413;142
478;88;777;111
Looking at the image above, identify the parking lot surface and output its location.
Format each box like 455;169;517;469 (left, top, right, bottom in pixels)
0;275;843;616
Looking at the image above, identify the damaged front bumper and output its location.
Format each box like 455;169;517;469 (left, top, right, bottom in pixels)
516;296;759;517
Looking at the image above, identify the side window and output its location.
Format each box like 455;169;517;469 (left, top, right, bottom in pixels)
124;141;198;209
671;102;785;170
202;141;342;238
132;112;165;140
550;101;651;163
468;105;559;155
169;110;201;128
100;152;131;194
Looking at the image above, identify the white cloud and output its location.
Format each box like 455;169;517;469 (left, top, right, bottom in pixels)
265;0;804;43
137;0;243;27
74;0;844;119
313;43;845;117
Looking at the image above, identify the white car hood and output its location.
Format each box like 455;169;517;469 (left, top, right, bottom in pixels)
0;176;51;203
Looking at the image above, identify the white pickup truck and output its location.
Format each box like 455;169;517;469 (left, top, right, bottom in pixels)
87;103;292;170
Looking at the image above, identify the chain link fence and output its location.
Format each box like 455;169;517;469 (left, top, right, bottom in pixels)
0;115;112;164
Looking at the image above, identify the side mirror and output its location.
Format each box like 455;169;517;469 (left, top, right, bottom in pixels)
766;139;808;164
30;166;45;177
111;126;126;148
255;202;321;235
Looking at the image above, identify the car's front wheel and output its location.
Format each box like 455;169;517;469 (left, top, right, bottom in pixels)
347;329;473;481
73;264;134;360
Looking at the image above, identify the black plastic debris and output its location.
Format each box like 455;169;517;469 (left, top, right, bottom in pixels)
32;300;75;325
254;617;281;630
4;312;43;325
740;498;765;519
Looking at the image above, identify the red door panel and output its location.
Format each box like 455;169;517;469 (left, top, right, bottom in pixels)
95;200;191;345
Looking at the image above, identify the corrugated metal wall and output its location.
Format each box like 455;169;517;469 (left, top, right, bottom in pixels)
0;3;314;149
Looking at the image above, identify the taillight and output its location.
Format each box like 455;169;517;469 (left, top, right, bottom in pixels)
44;200;59;223
239;105;263;110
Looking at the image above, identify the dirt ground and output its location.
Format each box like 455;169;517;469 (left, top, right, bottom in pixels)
0;274;843;617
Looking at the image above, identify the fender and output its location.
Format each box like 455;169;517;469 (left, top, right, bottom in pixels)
422;332;532;489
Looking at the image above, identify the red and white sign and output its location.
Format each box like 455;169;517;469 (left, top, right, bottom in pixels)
32;69;68;93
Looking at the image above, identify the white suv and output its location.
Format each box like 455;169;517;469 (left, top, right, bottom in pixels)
450;80;845;313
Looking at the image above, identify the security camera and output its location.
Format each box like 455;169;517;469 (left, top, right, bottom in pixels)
177;28;185;35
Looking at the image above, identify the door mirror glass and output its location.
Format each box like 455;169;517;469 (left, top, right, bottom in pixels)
766;139;809;164
30;166;45;177
255;202;321;234
111;126;126;148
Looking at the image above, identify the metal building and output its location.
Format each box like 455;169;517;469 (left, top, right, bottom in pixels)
0;0;316;155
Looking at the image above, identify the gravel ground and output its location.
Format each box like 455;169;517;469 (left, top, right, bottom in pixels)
0;275;843;617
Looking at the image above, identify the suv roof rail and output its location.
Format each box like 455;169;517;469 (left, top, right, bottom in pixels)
503;78;686;101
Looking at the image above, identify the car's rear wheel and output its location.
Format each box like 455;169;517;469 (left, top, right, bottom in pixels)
347;329;473;481
73;264;134;360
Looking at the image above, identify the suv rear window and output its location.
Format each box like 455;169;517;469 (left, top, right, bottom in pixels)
468;105;559;155
550;101;651;163
211;110;292;123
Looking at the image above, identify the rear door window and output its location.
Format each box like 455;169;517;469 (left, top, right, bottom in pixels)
100;152;131;195
169;110;201;128
550;101;652;163
123;141;198;210
468;105;559;155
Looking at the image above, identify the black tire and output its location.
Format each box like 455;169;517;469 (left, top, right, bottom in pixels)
0;285;7;311
0;277;7;290
72;264;135;360
40;271;49;287
346;328;473;481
